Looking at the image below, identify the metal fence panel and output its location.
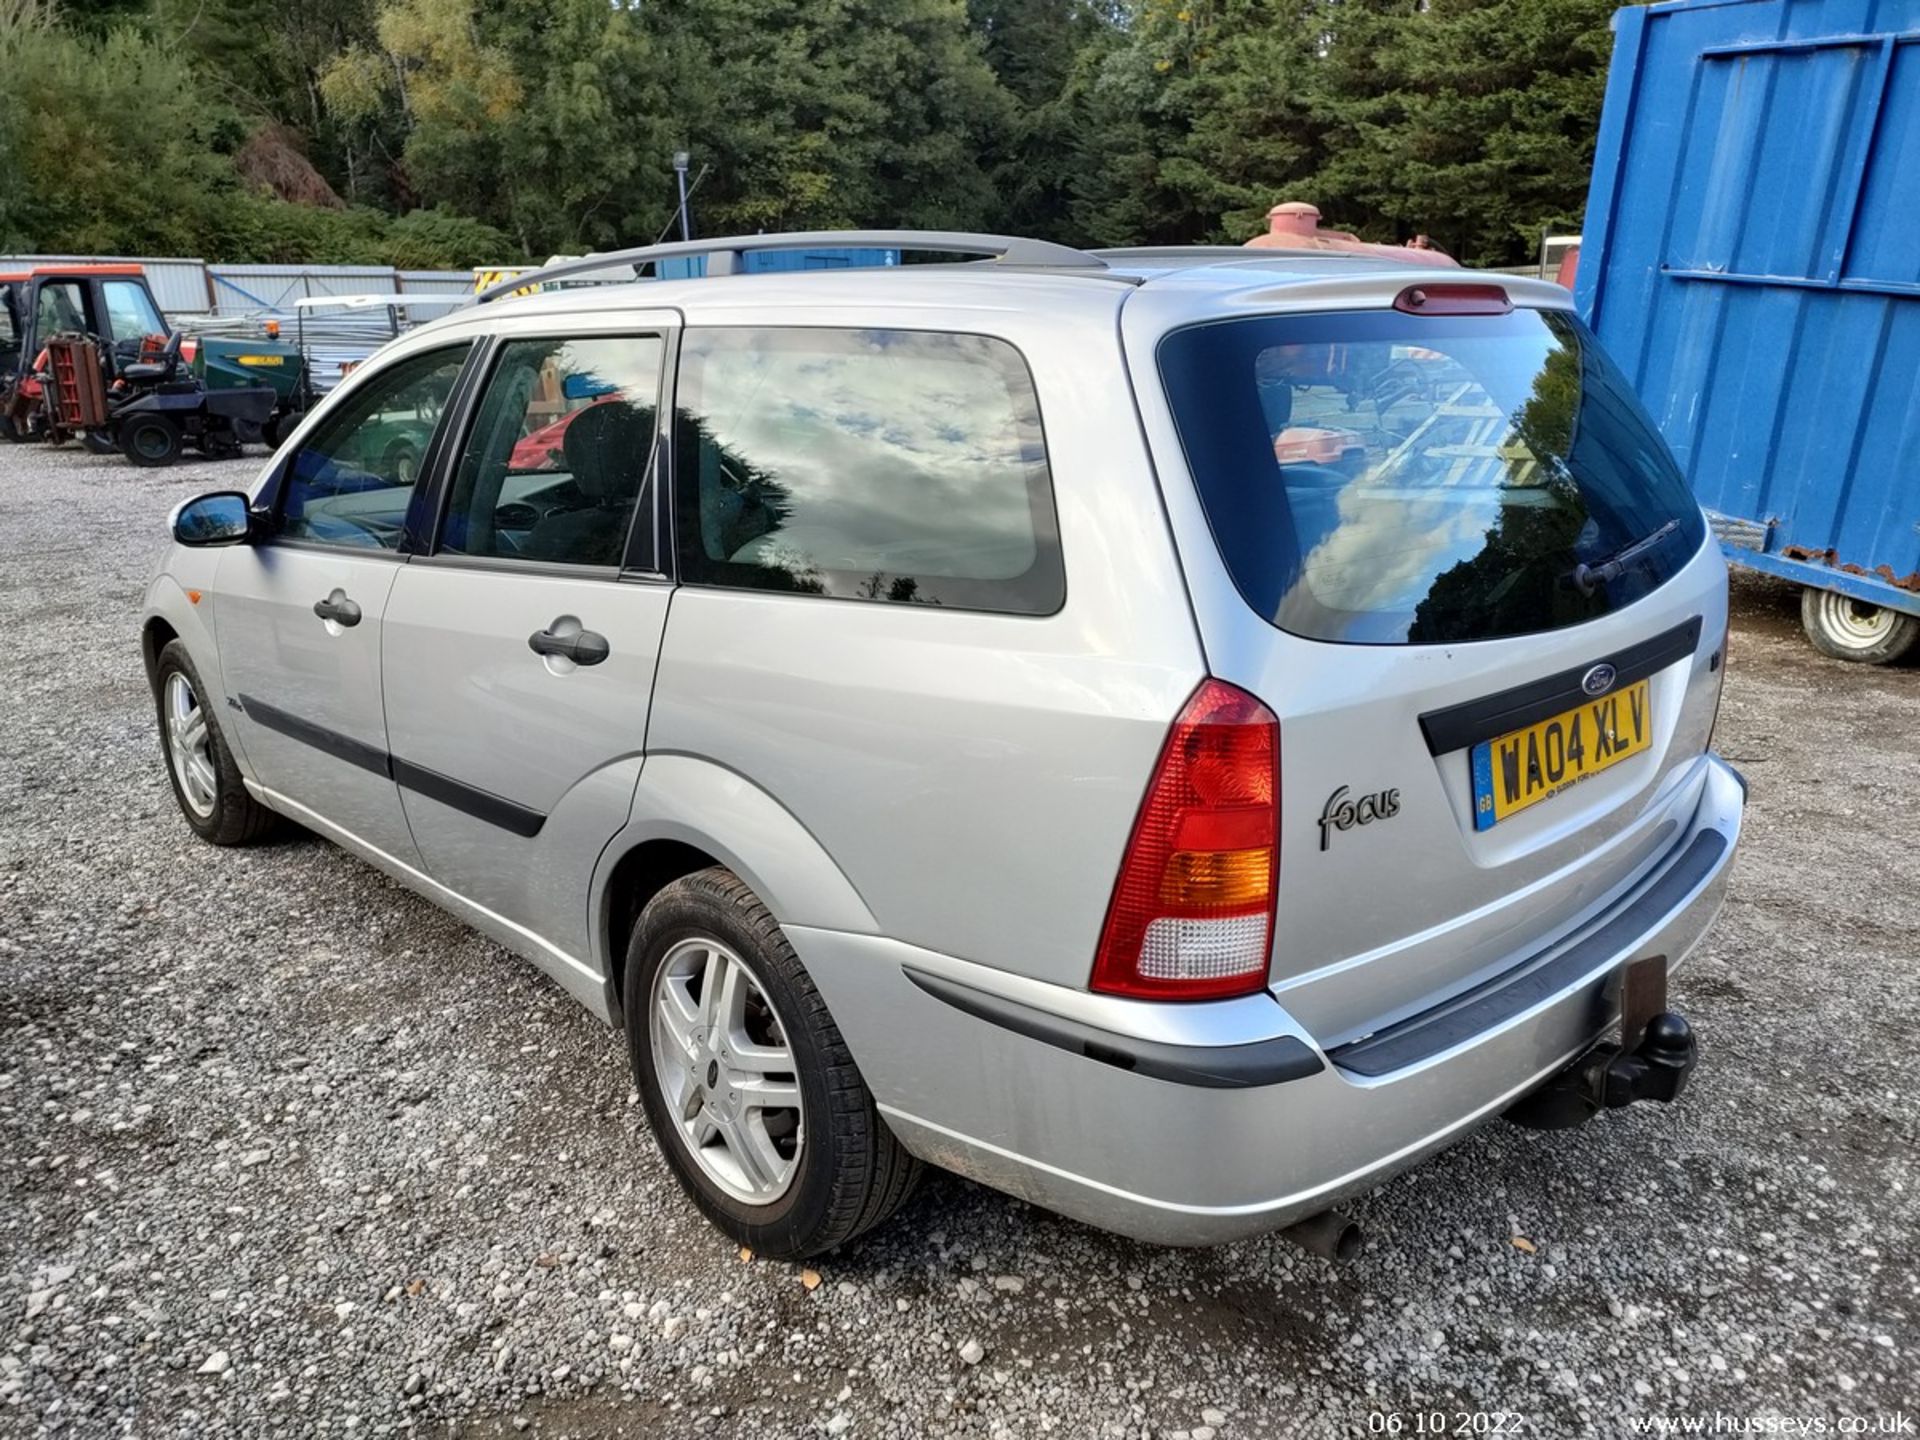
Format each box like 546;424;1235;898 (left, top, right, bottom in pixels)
0;255;212;316
207;266;401;316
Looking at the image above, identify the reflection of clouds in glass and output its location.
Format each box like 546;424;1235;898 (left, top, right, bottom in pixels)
1271;335;1563;620
694;331;1041;581
1299;486;1497;616
554;338;662;400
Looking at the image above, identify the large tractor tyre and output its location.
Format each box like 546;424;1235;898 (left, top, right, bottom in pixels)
1800;586;1920;665
119;414;184;468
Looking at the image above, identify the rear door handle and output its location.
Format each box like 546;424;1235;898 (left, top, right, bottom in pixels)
528;624;610;666
313;591;362;627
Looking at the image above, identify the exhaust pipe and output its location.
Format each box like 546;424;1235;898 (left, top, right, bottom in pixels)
1281;1209;1361;1261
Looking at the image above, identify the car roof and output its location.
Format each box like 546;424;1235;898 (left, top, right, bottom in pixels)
406;249;1574;346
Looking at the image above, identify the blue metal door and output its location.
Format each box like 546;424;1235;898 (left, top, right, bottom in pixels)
1578;0;1920;616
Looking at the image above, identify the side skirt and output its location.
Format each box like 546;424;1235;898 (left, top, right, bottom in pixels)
244;780;612;1023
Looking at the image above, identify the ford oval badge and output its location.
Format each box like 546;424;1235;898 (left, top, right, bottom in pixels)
1582;663;1617;697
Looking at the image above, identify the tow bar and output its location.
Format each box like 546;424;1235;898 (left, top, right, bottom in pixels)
1504;954;1698;1131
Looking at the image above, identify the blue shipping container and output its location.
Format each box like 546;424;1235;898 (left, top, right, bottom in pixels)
1576;0;1920;630
653;247;900;280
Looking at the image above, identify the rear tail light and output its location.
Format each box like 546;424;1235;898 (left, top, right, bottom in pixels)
1091;679;1279;1000
179;338;198;364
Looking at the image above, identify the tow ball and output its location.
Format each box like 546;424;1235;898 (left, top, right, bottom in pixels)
1505;955;1698;1131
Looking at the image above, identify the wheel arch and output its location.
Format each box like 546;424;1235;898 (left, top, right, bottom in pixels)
140;573;221;694
141;614;179;691
592;755;878;1021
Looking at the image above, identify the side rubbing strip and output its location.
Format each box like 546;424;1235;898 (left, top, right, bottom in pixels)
390;758;545;839
1418;615;1703;756
238;694;390;778
904;968;1324;1089
235;695;545;838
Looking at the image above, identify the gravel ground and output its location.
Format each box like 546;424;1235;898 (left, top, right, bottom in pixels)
1;439;1915;1440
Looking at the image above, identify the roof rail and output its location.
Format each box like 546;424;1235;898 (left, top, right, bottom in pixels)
1089;246;1374;264
474;230;1108;304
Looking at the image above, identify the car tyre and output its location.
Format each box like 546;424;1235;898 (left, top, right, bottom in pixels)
119;414;183;468
382;437;421;486
1800;585;1919;665
626;867;920;1259
154;639;279;845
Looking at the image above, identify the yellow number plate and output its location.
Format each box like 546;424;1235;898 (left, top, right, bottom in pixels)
1470;679;1650;830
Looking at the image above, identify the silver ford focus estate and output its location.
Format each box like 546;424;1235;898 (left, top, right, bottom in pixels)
142;232;1743;1260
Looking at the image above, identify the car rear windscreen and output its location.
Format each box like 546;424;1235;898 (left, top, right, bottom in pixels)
1157;308;1706;644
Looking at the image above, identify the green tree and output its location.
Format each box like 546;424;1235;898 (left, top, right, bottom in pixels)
318;0;674;256
654;0;1010;235
487;0;675;256
154;0;394;205
0;9;245;255
1300;0;1614;264
968;0;1109;239
318;0;522;218
1065;0;1320;247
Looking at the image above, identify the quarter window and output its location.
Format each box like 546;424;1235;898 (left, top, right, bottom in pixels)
278;345;471;551
673;327;1063;614
441;335;664;568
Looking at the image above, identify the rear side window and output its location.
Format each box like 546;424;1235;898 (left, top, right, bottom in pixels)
672;327;1063;614
1157;309;1706;644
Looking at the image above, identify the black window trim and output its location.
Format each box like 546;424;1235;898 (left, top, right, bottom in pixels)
666;321;1067;619
417;326;677;580
254;338;483;558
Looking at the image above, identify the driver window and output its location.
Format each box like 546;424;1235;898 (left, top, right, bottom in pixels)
439;335;663;568
279;344;471;550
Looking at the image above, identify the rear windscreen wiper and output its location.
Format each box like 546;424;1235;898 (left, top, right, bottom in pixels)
1570;519;1680;595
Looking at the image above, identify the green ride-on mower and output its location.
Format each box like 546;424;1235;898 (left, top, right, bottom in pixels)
0;264;308;465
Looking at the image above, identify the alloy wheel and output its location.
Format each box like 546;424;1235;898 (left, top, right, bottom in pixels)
649;937;804;1205
164;671;217;818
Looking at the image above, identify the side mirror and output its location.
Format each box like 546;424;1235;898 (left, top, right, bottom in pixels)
171;491;254;547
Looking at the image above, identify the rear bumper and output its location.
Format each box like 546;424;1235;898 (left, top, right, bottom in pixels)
787;754;1744;1245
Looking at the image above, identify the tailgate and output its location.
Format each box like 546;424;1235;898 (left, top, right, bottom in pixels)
1124;279;1730;1043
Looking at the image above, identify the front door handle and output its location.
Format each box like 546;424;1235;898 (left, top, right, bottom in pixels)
528;624;610;666
313;591;362;627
